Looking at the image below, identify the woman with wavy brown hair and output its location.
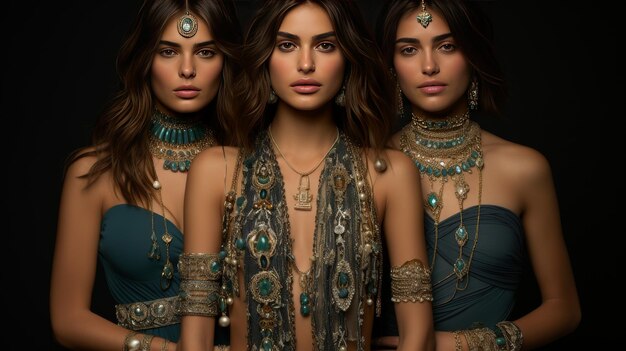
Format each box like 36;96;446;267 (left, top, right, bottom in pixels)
50;0;241;349
178;1;434;350
373;1;580;350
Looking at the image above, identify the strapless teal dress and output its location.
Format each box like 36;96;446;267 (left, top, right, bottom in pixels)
374;205;525;335
99;204;182;341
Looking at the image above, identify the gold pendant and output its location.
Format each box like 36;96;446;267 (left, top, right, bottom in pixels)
294;175;313;211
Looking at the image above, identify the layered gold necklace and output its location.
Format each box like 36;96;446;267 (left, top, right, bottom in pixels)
400;111;483;303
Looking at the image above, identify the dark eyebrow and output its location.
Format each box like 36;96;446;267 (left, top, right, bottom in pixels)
276;31;336;41
395;32;453;44
158;39;216;48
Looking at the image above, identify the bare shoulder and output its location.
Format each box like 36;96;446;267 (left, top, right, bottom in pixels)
482;131;553;184
189;146;239;174
187;146;241;192
367;148;419;187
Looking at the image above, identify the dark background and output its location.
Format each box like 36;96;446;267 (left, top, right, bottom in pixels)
3;0;621;349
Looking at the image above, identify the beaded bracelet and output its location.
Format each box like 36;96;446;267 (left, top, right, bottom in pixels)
453;330;463;351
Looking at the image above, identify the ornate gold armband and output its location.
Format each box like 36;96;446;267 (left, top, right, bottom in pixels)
177;253;222;317
178;252;222;280
390;258;433;303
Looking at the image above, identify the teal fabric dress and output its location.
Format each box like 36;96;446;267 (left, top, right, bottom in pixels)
99;204;182;342
374;205;525;335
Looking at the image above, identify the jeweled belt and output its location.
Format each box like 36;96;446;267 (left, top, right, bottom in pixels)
115;296;180;330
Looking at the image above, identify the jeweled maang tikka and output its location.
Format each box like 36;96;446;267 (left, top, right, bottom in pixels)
177;0;198;38
416;0;433;28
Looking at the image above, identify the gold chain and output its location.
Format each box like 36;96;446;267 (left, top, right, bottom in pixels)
268;126;339;211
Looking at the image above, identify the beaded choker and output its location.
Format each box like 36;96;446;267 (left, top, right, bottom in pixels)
400;111;483;303
149;108;215;173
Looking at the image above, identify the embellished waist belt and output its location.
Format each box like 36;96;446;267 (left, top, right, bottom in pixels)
115;296;180;330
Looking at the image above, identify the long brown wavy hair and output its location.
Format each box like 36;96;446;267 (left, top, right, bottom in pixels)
376;0;507;115
235;0;393;152
67;0;242;206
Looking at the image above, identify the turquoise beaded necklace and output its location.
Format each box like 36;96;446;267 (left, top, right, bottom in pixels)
148;108;215;172
400;111;484;303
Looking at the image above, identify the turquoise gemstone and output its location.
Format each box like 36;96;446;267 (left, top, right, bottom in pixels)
260;255;269;268
427;193;438;210
235;238;245;250
164;128;171;142
455;165;462;174
433;169;441;177
449;167;455;175
256;234;270;252
339;288;349;298
300;304;310;316
462;162;469;171
258;176;270;184
468;158;476;167
171;161;179;172
177;129;183;144
219;250;227;259
455;258;465;272
338;272;349;286
236;196;245;208
183;130;189;144
471;150;479;158
189;129;196;142
219;297;227;312
442;168;447;177
260;189;267;199
210;260;221;272
300;292;309;305
426;166;433;175
456;226;467;239
163;160;171;169
262;338;273;351
182;18;193;32
178;162;187;172
258;278;273;296
496;337;506;346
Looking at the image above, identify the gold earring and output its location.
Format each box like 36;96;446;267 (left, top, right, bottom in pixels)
468;80;479;110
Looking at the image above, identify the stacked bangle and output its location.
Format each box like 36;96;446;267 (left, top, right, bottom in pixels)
454;321;523;351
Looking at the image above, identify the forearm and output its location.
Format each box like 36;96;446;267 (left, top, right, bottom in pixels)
512;298;581;350
52;310;175;351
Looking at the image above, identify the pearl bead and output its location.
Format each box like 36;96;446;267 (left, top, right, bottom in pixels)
219;315;231;327
125;336;142;351
226;297;234;305
374;158;387;172
152;180;161;189
367;298;374;306
339;346;347;351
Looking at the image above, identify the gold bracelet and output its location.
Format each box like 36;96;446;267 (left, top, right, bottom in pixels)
140;334;154;351
453;331;463;351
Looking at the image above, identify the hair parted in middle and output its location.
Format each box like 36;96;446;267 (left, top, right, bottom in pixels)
376;0;507;115
234;0;394;152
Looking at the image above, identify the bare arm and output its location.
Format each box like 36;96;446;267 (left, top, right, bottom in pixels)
510;149;580;349
378;150;435;351
178;146;237;351
50;158;174;351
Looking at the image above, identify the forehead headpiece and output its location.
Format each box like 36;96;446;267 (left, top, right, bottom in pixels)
177;0;198;38
416;0;433;28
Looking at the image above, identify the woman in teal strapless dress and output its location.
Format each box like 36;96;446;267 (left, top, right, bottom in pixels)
373;1;580;350
50;0;241;349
